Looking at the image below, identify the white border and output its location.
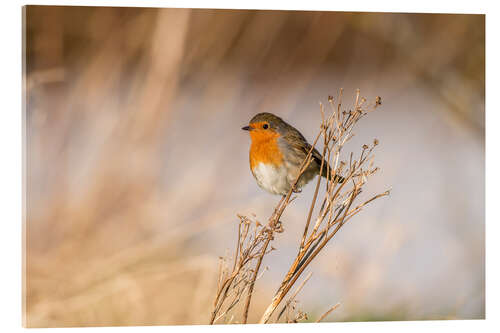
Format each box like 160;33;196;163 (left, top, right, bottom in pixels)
1;0;498;332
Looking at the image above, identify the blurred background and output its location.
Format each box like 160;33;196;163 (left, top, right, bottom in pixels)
23;6;484;327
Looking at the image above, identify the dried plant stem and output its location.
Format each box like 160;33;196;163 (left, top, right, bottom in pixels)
241;238;269;323
300;135;327;250
316;303;341;323
259;188;356;324
277;272;312;321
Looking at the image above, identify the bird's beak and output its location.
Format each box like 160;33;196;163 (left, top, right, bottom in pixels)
241;125;252;131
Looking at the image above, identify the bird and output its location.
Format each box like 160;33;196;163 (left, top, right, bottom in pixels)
242;112;344;196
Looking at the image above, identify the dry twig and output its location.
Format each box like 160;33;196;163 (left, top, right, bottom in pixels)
316;303;341;323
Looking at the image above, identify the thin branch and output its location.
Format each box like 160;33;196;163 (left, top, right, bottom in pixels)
277;272;313;321
316;303;341;323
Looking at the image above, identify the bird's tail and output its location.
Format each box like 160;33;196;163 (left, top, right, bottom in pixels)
331;174;345;183
320;170;344;183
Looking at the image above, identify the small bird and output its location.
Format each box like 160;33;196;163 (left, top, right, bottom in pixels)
242;112;343;196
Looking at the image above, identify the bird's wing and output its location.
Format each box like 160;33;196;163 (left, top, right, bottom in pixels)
282;125;342;181
282;125;323;166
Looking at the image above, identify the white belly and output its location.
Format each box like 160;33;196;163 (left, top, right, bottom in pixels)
252;163;290;195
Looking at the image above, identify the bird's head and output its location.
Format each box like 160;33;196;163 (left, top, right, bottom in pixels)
242;112;285;142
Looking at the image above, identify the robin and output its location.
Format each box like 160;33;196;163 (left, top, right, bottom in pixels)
242;112;344;196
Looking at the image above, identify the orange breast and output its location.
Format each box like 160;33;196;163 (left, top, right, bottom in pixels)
249;130;284;170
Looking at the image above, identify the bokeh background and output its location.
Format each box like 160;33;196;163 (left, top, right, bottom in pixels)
23;6;484;327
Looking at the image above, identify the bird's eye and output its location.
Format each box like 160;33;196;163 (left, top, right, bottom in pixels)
263;124;269;129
